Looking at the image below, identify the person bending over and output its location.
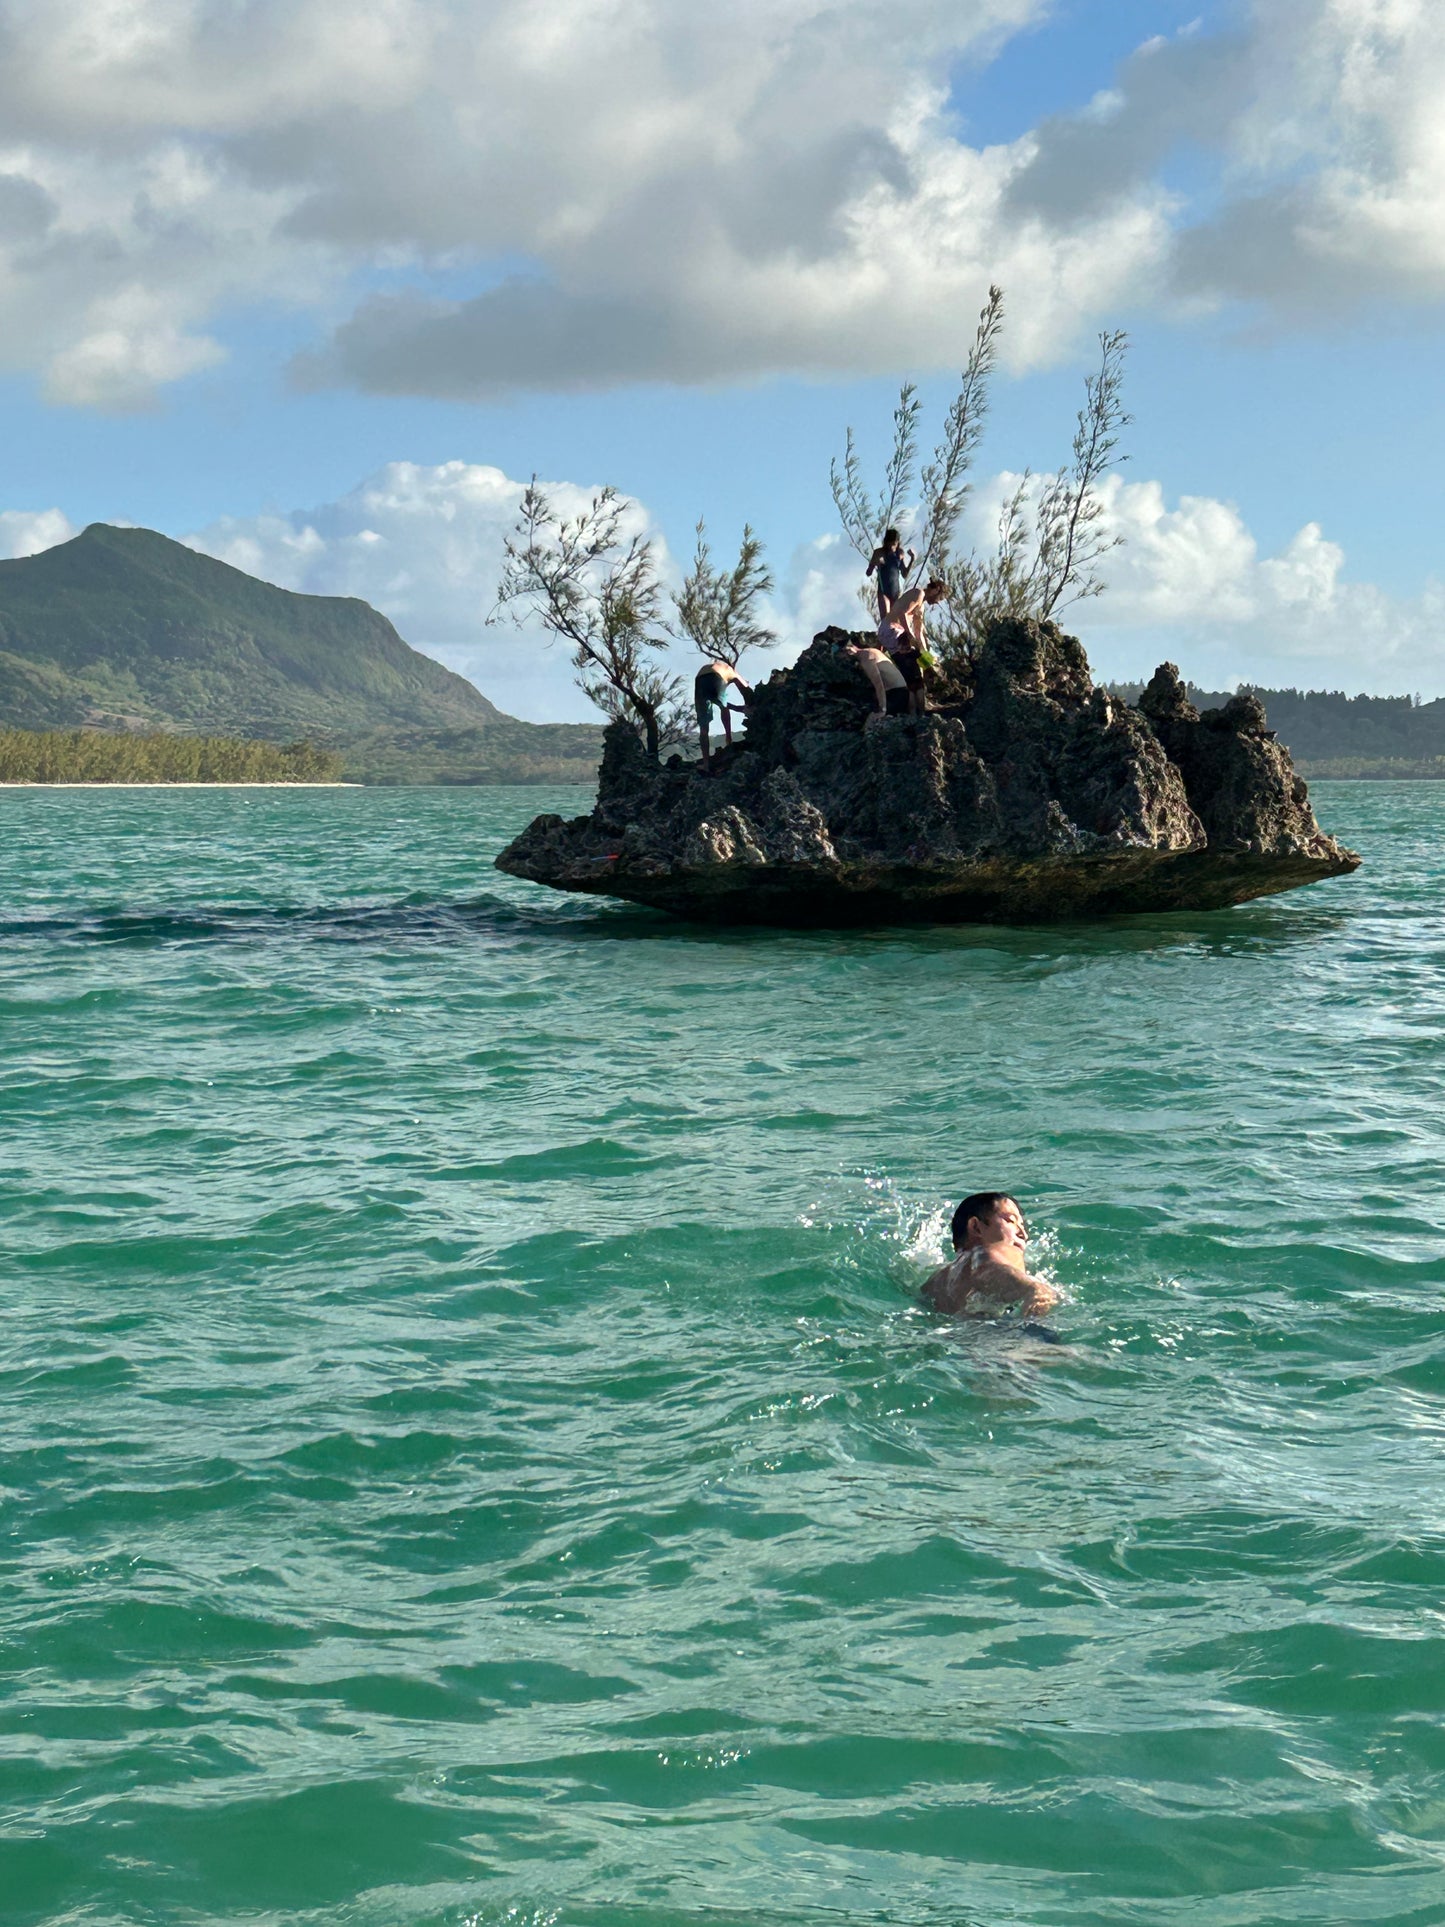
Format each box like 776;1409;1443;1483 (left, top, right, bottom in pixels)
923;1192;1059;1320
843;641;910;717
878;579;947;715
695;659;751;771
880;578;948;651
866;527;917;621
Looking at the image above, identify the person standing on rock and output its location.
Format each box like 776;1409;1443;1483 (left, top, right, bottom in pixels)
923;1192;1060;1321
866;528;916;621
879;577;948;651
843;641;910;717
695;660;751;771
878;578;947;715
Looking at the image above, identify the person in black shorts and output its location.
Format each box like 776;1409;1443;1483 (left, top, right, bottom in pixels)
694;659;750;770
878;578;947;714
891;640;927;713
842;642;910;716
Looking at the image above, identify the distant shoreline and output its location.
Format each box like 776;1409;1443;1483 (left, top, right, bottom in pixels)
0;781;360;789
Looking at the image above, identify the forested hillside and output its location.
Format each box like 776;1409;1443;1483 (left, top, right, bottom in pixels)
0;524;602;781
0;729;342;782
1110;682;1445;777
0;524;497;735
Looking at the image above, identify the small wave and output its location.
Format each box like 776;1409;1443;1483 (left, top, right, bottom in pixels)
437;1137;670;1184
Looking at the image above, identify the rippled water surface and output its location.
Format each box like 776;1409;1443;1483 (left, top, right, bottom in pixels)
3;782;1444;1927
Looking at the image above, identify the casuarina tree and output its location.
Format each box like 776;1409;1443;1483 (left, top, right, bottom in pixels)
673;520;775;668
942;329;1131;666
497;480;686;761
831;285;1005;587
829;290;1131;676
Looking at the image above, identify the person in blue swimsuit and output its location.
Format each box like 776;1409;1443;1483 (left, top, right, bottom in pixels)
866;527;916;621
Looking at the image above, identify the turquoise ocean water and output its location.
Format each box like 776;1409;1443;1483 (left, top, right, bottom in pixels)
2;782;1443;1927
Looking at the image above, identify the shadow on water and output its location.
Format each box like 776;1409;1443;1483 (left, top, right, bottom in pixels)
0;898;539;948
527;892;1357;961
0;881;1356;957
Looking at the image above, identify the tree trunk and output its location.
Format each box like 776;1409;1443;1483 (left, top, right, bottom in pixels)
633;696;661;762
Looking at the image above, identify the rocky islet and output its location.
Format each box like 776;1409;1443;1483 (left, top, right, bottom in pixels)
496;617;1360;924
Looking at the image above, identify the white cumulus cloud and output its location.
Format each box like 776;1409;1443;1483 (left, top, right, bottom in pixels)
1015;0;1445;316
185;460;682;722
1071;474;1445;695
0;0;1442;405
0;506;78;557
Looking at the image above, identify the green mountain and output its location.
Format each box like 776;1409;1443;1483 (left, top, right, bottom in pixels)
0;522;504;735
0;523;602;782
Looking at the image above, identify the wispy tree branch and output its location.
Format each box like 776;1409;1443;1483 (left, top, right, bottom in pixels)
495;480;686;760
673;519;774;667
913;285;1005;584
829;287;1005;591
1030;328;1131;620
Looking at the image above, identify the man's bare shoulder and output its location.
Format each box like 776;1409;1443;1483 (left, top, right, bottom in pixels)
922;1250;993;1314
923;1251;1058;1319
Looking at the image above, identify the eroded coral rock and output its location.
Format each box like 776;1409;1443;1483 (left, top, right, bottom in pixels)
496;618;1360;924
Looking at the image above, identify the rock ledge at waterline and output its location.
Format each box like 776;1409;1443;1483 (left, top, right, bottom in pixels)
495;618;1360;925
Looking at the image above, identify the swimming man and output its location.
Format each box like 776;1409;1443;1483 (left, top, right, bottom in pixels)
923;1192;1060;1320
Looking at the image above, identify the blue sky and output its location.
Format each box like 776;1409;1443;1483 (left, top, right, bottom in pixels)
3;0;1443;719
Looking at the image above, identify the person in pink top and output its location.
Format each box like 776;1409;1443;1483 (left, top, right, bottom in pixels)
878;579;947;714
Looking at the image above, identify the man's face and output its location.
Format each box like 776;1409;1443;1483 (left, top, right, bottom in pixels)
971;1198;1027;1254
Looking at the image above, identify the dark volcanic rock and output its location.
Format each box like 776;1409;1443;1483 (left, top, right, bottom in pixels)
496;619;1360;925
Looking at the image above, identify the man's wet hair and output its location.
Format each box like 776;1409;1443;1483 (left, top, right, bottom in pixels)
883;527;901;545
951;1192;1018;1250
